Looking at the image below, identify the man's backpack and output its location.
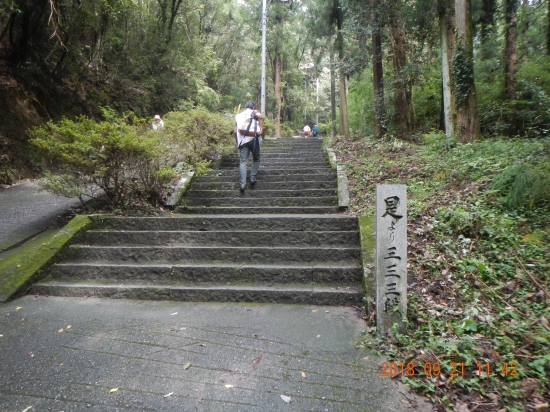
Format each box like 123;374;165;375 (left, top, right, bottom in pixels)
238;110;263;137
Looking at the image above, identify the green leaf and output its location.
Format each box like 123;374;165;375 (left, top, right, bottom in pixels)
461;319;478;332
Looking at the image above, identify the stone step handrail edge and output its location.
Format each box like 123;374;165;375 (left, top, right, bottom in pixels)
324;147;350;209
165;170;195;208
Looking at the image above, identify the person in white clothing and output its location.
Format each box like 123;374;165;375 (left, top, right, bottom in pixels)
151;115;164;131
303;124;311;137
235;101;263;193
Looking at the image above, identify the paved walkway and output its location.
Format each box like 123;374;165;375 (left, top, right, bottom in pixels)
0;181;78;252
0;297;431;411
0;180;432;411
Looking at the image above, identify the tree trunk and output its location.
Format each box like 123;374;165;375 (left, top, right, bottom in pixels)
339;75;349;137
454;0;479;143
504;0;517;101
521;0;529;40
480;0;497;42
274;54;282;138
389;11;409;132
329;40;337;137
372;0;386;137
336;16;349;138
439;0;455;137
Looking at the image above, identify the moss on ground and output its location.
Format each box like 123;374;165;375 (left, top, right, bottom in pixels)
358;215;376;313
0;215;93;302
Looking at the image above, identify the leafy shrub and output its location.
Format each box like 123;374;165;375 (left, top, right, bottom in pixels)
161;108;234;169
261;116;274;138
0;153;19;185
317;122;333;136
29;115;175;207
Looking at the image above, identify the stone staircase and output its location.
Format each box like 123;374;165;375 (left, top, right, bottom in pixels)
32;138;364;305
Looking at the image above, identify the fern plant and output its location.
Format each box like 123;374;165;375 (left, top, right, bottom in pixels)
491;161;550;209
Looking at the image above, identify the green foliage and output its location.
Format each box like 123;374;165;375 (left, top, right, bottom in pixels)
0;153;19;185
451;44;475;106
279;122;296;138
29;108;233;209
333;131;550;410
261;116;275;138
162;108;234;168
491;161;550;209
29;115;173;207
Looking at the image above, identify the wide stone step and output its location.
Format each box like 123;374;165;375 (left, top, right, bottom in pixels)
181;196;337;207
220;159;329;167
190;180;337;190
32;282;362;305
203;168;336;177
94;215;359;231
176;206;340;214
198;174;338;183
234;152;328;159
49;263;362;285
184;188;336;199
84;230;359;247
222;152;327;158
263;138;322;145
69;245;360;264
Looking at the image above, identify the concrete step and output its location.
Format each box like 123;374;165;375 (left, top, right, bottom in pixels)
85;230;359;247
49;263;362;285
220;159;329;167
263;138;322;145
184;188;337;199
94;215;359;231
68;245;361;265
32;282;362;305
175;206;340;214
190;180;337;190
181;196;338;207
202;168;336;177
230;152;328;159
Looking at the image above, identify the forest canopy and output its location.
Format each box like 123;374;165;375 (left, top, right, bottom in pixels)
1;0;549;141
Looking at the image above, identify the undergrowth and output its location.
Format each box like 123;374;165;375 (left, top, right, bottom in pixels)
332;132;550;412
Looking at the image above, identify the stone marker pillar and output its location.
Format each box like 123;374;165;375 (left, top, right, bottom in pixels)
376;185;407;334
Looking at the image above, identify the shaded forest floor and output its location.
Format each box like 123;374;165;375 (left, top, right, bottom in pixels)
331;132;550;412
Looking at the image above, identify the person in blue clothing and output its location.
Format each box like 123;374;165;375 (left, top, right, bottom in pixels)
312;124;319;137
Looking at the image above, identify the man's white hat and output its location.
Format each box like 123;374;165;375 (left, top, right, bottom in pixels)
154;115;161;120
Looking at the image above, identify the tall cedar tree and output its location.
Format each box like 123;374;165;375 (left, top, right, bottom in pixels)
388;0;410;132
439;0;456;137
454;0;479;142
371;0;386;136
333;0;350;138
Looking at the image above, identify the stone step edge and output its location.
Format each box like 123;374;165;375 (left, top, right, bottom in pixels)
32;283;363;305
175;207;342;213
70;245;360;251
86;229;357;234
96;213;355;219
54;262;362;269
34;282;361;292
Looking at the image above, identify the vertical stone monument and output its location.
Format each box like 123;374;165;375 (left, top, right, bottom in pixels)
376;185;407;334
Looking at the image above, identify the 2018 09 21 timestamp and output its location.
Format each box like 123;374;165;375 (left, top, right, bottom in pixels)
381;361;519;378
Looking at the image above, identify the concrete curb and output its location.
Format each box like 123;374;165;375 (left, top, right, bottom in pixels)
0;215;94;303
165;171;195;207
325;147;350;210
